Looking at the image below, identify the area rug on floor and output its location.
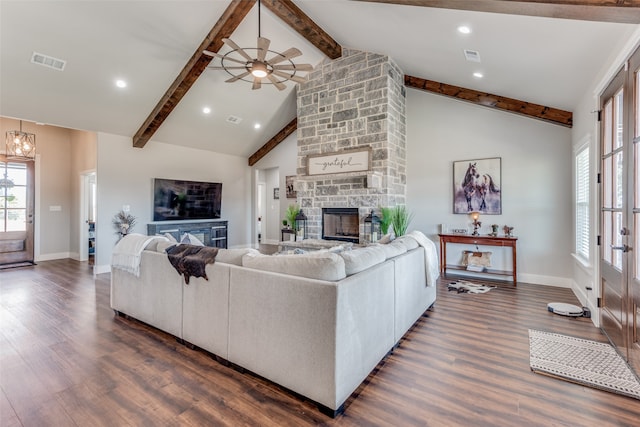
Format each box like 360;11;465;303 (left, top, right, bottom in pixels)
529;329;640;400
447;280;495;294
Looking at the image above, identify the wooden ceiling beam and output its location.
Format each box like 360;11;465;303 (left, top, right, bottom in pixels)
132;0;255;148
262;0;342;59
405;75;573;127
354;0;640;24
249;117;298;166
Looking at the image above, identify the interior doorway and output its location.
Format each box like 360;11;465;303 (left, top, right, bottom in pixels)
80;171;96;268
255;167;280;245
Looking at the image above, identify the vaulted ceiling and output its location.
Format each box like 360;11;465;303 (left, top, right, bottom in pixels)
1;1;638;160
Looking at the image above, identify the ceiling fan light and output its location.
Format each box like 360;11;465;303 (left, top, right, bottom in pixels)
250;61;268;78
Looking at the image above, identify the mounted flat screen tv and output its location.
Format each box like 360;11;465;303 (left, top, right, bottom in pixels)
153;178;222;221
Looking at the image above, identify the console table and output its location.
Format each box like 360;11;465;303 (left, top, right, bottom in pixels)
438;234;518;284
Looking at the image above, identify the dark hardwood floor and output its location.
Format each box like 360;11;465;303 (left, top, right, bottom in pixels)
1;259;639;426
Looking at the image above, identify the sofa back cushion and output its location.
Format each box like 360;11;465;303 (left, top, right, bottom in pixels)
339;245;386;276
380;240;408;259
242;251;346;281
216;248;260;266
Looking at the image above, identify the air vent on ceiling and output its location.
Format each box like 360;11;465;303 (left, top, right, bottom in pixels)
463;49;481;63
31;52;66;71
226;115;243;125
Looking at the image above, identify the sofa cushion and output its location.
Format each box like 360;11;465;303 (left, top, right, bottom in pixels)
394;235;419;250
242;251;346;281
339;245;386;276
216;248;260;266
380;240;408;259
155;240;176;253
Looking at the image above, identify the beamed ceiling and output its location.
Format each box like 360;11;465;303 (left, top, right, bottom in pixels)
1;1;638;161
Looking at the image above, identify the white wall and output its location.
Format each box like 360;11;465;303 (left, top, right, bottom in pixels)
69;129;97;260
406;91;573;286
94;133;252;272
252;133;298;244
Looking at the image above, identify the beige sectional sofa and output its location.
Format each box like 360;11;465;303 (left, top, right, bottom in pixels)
110;233;437;416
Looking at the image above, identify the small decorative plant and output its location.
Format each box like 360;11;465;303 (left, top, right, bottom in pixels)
113;211;137;237
379;207;393;235
285;204;300;231
391;205;413;237
282;219;289;228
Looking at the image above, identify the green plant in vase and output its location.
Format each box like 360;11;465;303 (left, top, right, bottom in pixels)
379;206;393;235
391;205;413;237
285;204;300;231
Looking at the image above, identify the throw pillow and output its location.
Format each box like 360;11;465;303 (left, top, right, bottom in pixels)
180;232;204;246
164;232;178;243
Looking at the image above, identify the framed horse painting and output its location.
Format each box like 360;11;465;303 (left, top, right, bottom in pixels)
453;157;502;214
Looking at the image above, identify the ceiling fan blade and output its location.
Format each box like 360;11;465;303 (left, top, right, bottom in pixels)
252;77;262;90
273;63;313;72
257;37;270;62
203;50;247;65
222;38;253;62
208;66;248;70
225;71;251;83
266;74;287;91
272;70;306;84
268;47;302;65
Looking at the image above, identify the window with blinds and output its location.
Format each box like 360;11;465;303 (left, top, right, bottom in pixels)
575;146;590;261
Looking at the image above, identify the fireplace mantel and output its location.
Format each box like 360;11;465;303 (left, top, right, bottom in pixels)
296;171;383;189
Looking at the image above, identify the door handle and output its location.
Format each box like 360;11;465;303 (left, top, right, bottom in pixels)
611;244;632;252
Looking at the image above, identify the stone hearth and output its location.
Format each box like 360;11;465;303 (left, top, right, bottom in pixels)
295;48;407;242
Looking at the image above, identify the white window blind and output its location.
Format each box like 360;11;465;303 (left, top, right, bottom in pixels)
575;146;590;261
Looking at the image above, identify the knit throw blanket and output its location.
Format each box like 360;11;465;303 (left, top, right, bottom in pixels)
112;233;167;277
405;230;440;287
166;244;219;284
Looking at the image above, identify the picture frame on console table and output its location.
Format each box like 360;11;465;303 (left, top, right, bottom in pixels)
453;157;502;215
307;147;372;176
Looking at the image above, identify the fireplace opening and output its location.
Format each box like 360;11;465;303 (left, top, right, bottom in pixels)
322;208;359;243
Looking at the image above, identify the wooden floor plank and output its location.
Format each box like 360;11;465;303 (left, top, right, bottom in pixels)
1;260;639;426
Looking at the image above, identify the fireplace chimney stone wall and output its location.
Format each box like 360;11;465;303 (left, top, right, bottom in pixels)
295;48;407;242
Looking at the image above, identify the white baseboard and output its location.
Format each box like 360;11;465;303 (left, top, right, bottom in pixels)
571;279;600;327
518;273;572;288
36;252;72;262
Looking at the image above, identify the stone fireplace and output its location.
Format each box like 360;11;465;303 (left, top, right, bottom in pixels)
295;48;407;242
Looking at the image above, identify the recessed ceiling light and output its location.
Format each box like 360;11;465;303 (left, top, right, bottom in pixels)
473;72;484;78
202;107;211;114
254;123;261;129
458;26;471;34
115;79;127;88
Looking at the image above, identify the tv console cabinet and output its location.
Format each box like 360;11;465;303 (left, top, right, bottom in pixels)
148;220;228;248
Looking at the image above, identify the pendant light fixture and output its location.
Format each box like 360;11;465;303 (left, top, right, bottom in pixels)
5;120;36;161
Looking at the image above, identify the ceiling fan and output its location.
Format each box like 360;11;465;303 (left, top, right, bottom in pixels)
204;0;313;91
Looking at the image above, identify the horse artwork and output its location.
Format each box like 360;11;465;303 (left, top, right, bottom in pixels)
453;157;502;214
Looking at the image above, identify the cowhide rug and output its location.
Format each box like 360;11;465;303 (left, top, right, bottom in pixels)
447;280;495;294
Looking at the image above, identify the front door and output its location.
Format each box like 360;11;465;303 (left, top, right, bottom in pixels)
599;45;639;374
0;156;35;265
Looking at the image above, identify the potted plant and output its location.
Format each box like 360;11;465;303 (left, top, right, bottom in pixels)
113;210;137;238
379;207;393;235
285;204;300;232
391;205;413;237
282;219;289;229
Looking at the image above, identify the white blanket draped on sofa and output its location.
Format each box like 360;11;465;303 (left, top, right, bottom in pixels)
406;230;440;286
112;233;168;277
